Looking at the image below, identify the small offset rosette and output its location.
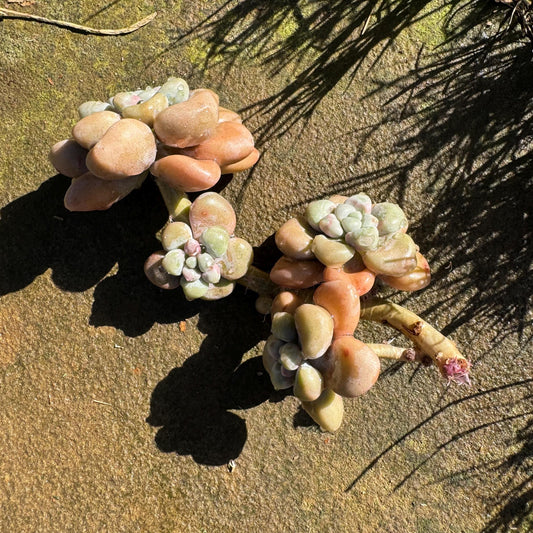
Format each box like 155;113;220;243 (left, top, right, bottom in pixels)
263;290;382;432
144;192;253;301
263;303;333;392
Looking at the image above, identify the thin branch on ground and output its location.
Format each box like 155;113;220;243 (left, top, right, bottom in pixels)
495;0;533;42
0;8;156;35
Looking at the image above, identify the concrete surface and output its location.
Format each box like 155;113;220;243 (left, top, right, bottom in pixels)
0;1;531;532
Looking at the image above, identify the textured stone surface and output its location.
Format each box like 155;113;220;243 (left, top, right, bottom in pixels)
0;2;531;533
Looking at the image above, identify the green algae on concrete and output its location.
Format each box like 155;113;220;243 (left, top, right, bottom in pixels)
401;2;453;49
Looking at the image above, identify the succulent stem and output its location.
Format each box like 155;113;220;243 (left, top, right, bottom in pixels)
237;265;278;296
237;266;470;383
366;343;428;364
156;180;191;222
360;298;471;384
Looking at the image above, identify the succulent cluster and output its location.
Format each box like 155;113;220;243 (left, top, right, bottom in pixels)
45;81;470;436
264;193;433;431
48;77;259;212
263;287;379;432
144;192;253;301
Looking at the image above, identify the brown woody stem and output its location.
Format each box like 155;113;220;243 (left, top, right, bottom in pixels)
360;297;470;384
237;266;470;382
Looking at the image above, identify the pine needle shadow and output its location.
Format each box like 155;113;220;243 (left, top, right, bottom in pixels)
360;15;533;339
269;2;532;341
482;415;533;532
178;0;461;142
345;379;533;506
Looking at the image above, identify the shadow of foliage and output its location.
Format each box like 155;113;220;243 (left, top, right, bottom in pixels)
345;379;533;530
482;415;533;532
0;175;212;336
427;396;533;532
144;233;288;465
180;0;514;142
0;173;287;464
358;14;533;339
292;405;318;429
0;173;272;339
0;175;162;294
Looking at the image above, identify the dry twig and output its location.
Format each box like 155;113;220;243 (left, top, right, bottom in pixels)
0;7;156;35
495;0;533;42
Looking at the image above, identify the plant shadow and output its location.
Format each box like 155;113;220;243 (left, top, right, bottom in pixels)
176;0;505;142
340;18;533;520
360;18;533;340
145;288;293;466
0;172;289;465
0;172;270;338
0;175;212;336
345;378;533;530
0;175;158;294
240;4;532;341
143;232;289;466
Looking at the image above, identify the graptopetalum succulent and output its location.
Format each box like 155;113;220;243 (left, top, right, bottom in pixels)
48;80;470;433
247;192;471;432
144;191;253;302
49;77;259;212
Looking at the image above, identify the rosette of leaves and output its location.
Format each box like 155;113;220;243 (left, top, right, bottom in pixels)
271;193;431;294
262;292;381;433
144;192;253;301
49;77;259;212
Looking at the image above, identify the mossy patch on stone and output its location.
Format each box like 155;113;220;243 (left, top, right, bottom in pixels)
400;3;453;49
274;12;299;41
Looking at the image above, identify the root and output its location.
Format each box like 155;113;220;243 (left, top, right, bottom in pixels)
366;343;429;364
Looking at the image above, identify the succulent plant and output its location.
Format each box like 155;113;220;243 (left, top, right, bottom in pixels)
305;193;410;258
49;77;260;213
144;192;253;301
47;81;470;437
271;192;431;294
260;193;470;432
262;281;376;432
